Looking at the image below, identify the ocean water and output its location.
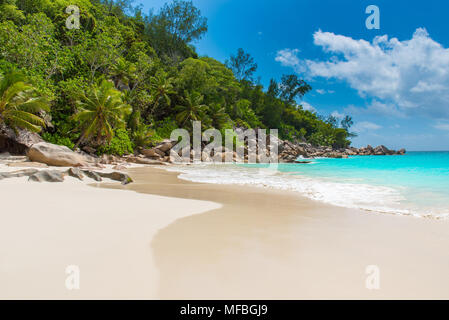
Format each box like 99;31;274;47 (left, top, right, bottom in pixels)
167;152;449;219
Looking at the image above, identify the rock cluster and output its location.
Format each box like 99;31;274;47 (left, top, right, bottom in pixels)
134;132;406;164
0;151;133;184
0;124;43;155
140;139;177;163
1;126;406;167
0;167;133;184
278;142;406;162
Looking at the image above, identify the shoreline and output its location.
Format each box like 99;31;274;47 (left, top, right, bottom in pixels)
163;161;448;220
1;164;449;299
105;166;449;299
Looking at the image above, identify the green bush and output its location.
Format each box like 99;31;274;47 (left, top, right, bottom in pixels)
155;117;178;139
42;132;75;149
97;129;134;156
132;124;163;148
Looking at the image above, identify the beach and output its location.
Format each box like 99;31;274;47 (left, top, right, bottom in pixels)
1;164;449;299
0;166;220;299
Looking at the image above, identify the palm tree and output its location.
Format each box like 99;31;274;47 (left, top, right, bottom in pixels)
72;80;131;147
148;73;175;117
110;57;136;90
208;103;229;129
0;71;49;132
175;91;208;128
132;124;159;148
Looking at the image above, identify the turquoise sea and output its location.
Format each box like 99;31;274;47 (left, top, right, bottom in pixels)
169;152;449;218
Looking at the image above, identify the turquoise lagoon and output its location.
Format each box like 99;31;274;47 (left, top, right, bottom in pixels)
169;152;449;218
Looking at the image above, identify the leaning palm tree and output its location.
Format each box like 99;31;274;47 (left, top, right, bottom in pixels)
208;103;229;129
72;80;131;147
175;91;208;128
0;71;49;132
148;73;175;116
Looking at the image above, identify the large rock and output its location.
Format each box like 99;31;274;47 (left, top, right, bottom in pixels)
141;148;165;158
155;139;176;154
0;124;43;155
27;142;89;167
373;145;390;155
82;170;102;182
98;171;133;185
397;148;406;155
67;168;84;181
28;170;66;183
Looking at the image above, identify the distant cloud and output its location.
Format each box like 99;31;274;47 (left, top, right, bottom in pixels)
331;110;344;119
275;48;300;69
316;89;334;95
433;122;449;131
277;29;449;120
301;101;316;112
352;121;382;133
344;101;405;118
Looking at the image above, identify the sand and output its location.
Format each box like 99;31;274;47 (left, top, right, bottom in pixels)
0;169;220;299
1;164;449;299
109;167;449;300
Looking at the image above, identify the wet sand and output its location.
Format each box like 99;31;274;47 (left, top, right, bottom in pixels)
108;166;449;299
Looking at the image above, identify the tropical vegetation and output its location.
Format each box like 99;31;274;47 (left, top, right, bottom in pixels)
0;0;356;155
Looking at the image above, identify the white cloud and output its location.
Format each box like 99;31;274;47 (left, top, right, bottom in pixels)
331;110;344;119
433;122;449;131
277;29;449;119
301;101;316;112
275;48;300;68
316;89;335;95
352;121;382;133
344;100;405;118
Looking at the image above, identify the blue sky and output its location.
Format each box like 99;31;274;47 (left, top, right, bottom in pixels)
137;0;449;150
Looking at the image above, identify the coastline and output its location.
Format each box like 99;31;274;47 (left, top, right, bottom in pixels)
2;164;449;299
105;166;449;299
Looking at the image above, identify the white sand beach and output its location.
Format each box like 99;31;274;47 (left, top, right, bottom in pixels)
2;164;449;299
0;165;220;299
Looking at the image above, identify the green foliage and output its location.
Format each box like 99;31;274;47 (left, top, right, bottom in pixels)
145;0;207;60
175;91;208;129
97;128;134;156
226;48;257;82
279;74;312;104
207;103;229;129
147;72;175;118
72;79;131;147
0;70;49;132
0;0;25;23
42;132;75;149
155;117;178;139
0;0;356;155
132;124;163;148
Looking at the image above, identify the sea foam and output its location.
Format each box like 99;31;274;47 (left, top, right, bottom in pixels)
165;163;449;218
